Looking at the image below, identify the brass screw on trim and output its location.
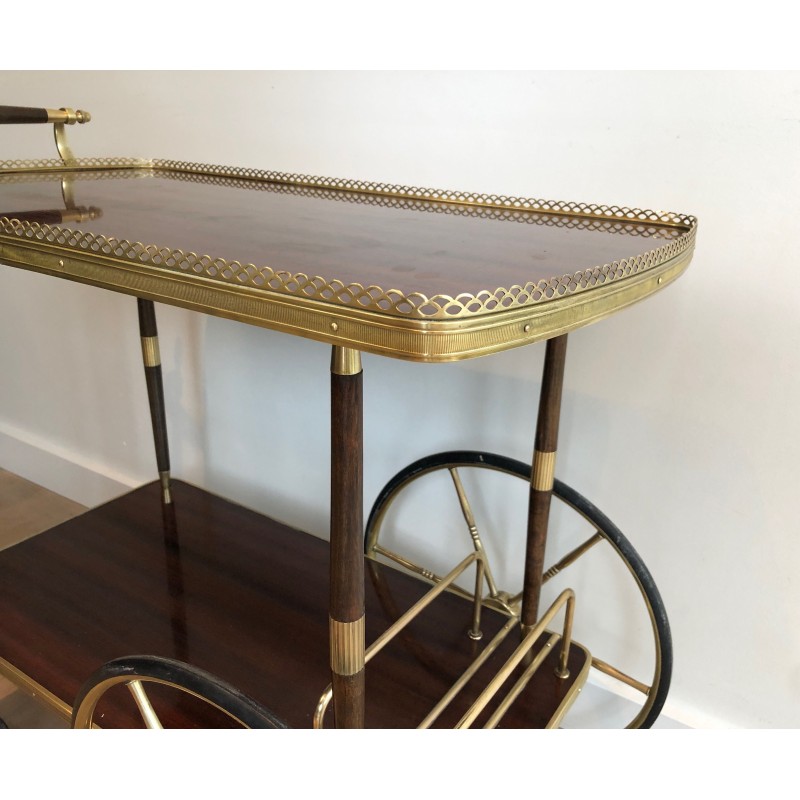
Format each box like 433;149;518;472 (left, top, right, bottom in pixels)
523;324;531;333
331;322;339;332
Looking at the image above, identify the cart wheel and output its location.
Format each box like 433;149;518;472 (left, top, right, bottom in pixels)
365;450;672;729
71;655;287;729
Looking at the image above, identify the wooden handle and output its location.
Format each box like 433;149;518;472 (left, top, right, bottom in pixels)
0;106;49;124
0;106;91;125
0;207;102;224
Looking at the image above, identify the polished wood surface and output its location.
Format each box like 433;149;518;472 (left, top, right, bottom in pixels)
0;480;586;728
0;169;684;300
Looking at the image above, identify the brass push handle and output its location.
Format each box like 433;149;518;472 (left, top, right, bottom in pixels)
0;106;91;125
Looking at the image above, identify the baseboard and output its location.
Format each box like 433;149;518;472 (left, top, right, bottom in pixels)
0;422;137;507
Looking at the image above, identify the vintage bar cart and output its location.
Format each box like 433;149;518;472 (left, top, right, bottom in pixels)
0;106;696;729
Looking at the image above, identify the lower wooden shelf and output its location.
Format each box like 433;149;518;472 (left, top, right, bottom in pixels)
0;480;587;728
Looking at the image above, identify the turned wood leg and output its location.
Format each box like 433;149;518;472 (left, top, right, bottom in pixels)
330;346;365;728
137;298;172;505
521;335;569;630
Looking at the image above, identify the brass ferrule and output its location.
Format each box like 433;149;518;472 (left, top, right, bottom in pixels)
531;449;556;491
47;108;91;125
141;336;161;368
331;346;362;376
329;616;365;676
62;206;103;223
159;471;172;505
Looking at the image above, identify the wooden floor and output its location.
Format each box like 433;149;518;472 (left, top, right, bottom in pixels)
0;469;85;551
0;469;84;728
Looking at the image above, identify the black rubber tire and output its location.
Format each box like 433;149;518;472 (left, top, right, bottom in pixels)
365;450;672;729
71;655;287;729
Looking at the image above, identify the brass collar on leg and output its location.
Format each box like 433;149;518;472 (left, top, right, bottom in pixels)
531;450;557;492
159;471;172;505
331;346;362;376
329;616;365;676
141;336;162;368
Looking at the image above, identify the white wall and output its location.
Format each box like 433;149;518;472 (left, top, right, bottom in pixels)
1;71;798;728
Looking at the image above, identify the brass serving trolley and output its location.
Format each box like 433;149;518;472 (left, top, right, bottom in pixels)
0;106;696;729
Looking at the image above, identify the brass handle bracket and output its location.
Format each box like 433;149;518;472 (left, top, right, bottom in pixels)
52;107;91;165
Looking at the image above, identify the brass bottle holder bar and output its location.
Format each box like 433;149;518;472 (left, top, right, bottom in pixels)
312;550;586;729
455;588;575;729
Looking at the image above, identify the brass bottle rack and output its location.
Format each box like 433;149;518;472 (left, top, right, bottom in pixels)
313;547;585;729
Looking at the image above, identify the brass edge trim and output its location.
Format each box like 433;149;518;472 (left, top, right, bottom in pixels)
0;157;697;322
532;450;556;491
0;237;692;362
140;335;161;367
149;159;696;228
0;160;686;239
0;158;154;175
329;616;365;676
0;156;697;227
331;346;362;376
0;654;73;722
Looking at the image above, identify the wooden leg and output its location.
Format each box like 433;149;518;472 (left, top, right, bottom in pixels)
137;298;172;504
330;346;365;728
160;500;189;662
521;335;569;630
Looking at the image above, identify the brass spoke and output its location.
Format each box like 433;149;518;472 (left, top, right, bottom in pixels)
371;544;483;605
127;680;164;729
371;544;440;583
542;531;604;584
448;468;499;597
591;658;650;696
